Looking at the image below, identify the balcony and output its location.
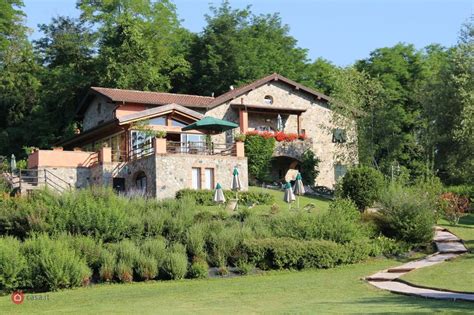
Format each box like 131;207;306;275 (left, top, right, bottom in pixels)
273;138;313;160
114;138;245;162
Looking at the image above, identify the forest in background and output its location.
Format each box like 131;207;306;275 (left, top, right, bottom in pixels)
0;0;472;185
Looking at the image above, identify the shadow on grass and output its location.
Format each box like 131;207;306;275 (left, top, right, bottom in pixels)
340;294;474;313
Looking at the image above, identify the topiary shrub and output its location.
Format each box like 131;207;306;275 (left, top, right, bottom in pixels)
339;166;385;211
99;250;116;282
379;184;435;244
0;236;27;292
140;237;167;268
22;234;91;291
115;261;133;283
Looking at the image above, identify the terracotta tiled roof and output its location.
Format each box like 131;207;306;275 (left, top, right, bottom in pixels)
91;87;214;108
209;73;330;107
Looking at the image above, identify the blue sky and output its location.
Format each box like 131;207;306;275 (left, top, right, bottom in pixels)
23;0;472;66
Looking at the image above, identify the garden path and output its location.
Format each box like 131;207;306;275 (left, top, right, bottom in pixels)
366;227;474;302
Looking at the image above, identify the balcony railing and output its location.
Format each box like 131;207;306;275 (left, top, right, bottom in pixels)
166;141;235;156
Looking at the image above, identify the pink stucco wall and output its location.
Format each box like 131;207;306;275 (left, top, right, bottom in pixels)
28;150;98;168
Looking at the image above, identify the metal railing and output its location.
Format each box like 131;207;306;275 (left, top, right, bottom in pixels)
166;141;235;156
2;169;72;194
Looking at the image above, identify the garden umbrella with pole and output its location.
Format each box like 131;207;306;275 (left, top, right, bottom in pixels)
283;182;295;210
213;183;226;205
10;154;16;173
293;172;305;209
231;167;241;210
276;114;283;132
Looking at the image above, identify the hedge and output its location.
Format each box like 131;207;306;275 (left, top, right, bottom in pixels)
242;237;372;270
176;189;274;206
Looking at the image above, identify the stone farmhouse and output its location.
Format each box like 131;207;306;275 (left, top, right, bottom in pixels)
25;73;356;198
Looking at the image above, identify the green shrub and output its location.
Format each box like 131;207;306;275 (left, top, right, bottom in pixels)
162;250;188;280
339;166;385;211
0;236;27;292
140;237;167;267
243;237;370;270
115;260;133;283
379;184;435;244
300;149;320;185
66;235;104;271
136;254;158;281
235;259;254;275
315;199;365;243
187;257;209;279
244;134;276;182
176;189;274;206
108;240;141;267
22;234;91;291
205;222;241;267
99;250;115;282
186;223;206;258
369;236;409;256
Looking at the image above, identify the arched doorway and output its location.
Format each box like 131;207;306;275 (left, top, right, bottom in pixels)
270;156;301;184
134;171;147;194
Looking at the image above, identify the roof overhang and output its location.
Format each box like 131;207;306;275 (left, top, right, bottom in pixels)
56;119;120;148
118;103;204;125
230;103;307;115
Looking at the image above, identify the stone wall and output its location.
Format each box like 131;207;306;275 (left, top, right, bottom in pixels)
154;154;248;199
38;167;91;191
205;81;357;188
83;96;116;131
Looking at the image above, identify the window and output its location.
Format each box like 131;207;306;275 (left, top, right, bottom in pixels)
97;103;102;114
335;164;347;181
171;119;187;127
204;168;214;190
255;125;274;132
131;130;152;157
181;134;205;153
192;168;201;189
225;129;234;144
332;129;347;143
264;95;274;105
135;172;147;192
149;116;166;126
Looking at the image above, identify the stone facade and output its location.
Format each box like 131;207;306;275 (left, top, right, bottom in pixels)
205;81;357;188
83;96;116;131
154;154;248;199
37;167;91;190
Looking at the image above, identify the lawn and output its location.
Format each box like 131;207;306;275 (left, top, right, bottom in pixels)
400;214;474;293
1;257;472;314
199;186;331;214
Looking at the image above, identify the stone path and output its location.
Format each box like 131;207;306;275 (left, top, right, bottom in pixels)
366;227;474;302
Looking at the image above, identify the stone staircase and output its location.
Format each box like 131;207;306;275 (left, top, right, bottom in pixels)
1;169;71;195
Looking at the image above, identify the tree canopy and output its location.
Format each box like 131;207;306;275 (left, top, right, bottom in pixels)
0;1;471;185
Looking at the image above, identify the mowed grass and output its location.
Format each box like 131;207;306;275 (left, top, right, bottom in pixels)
1;258;472;314
199;186;331;214
401;214;474;293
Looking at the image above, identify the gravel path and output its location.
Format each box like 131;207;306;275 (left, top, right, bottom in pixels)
366;227;473;302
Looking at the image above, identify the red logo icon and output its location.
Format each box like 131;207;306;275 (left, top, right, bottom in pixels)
11;291;24;304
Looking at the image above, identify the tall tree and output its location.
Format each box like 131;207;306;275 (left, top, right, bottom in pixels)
355;43;428;179
0;0;40;157
32;16;96;146
187;1;309;96
77;0;191;91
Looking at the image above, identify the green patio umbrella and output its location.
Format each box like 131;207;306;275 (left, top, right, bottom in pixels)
231;167;241;210
182;116;239;134
293;172;305;209
283;182;295;210
213;183;226;204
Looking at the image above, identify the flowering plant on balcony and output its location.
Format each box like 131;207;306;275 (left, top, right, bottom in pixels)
234;133;246;142
245;131;308;142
